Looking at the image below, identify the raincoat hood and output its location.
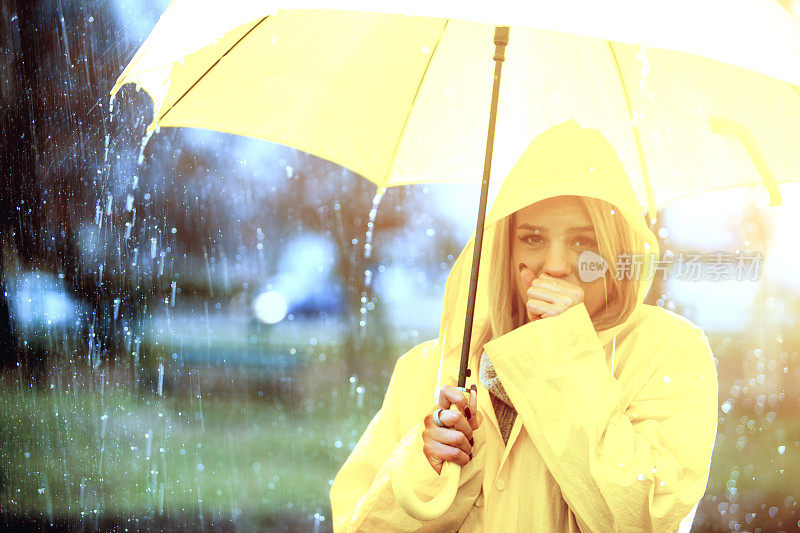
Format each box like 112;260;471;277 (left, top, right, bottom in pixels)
435;119;660;387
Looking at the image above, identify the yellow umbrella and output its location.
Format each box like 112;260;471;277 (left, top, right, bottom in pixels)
111;0;800;520
112;0;800;218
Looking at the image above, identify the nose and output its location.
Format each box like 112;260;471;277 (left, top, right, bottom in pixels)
542;243;571;278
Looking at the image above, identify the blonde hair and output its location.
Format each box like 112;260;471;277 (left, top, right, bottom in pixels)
473;195;644;360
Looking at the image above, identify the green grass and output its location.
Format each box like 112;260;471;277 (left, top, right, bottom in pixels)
0;381;381;521
1;360;799;530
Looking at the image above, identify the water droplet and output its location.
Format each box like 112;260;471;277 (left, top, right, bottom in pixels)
157;363;164;396
138;128;156;165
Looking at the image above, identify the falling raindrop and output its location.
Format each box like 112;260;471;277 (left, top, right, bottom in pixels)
363;187;385;261
157;363;164;396
313;512;325;533
356;386;365;408
138;127;157;165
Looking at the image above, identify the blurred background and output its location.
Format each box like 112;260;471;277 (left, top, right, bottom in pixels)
0;1;798;531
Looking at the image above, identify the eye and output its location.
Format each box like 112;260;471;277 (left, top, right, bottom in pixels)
574;236;597;249
518;233;544;245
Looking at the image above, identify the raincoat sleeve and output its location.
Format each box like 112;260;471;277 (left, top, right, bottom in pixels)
330;341;486;532
483;303;718;533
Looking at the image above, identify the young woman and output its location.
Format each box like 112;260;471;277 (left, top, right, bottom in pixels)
330;121;719;532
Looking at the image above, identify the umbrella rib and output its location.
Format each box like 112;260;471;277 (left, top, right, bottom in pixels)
606;41;657;221
383;19;450;182
158;15;271;125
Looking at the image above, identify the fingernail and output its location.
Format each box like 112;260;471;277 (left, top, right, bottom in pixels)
518;263;526;272
464;407;472;419
468;437;474;446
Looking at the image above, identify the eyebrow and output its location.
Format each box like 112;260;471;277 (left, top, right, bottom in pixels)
516;224;594;233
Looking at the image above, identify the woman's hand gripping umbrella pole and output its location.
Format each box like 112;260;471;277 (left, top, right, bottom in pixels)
390;26;509;521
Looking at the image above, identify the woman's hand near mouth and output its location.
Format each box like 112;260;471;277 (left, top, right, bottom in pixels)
519;266;585;322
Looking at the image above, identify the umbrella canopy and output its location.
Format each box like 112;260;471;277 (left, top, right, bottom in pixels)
112;0;800;219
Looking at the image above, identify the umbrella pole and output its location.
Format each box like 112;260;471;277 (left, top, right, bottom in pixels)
457;26;509;389
391;26;510;521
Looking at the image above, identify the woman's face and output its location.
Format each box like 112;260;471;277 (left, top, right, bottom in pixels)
510;196;607;319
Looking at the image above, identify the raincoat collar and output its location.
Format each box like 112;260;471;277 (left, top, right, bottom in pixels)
434;120;659;392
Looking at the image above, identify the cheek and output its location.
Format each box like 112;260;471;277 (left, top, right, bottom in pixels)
581;278;607;312
512;246;540;269
511;251;530;301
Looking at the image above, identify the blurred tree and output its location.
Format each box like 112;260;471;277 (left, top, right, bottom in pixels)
0;0;49;372
258;154;448;377
0;0;151;375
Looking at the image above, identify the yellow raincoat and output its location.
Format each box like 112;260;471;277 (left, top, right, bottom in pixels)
330;121;719;532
